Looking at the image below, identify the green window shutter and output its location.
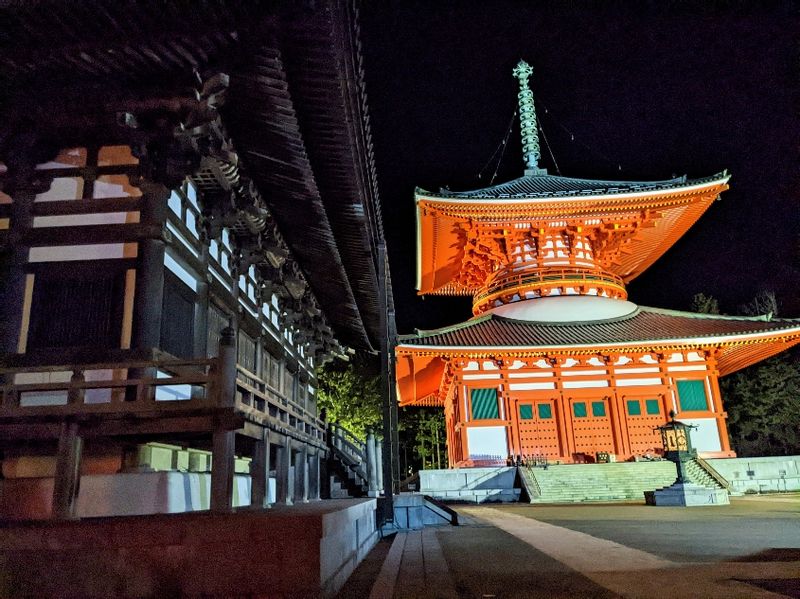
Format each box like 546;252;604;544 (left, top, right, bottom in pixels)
677;380;708;411
591;401;606;417
471;388;499;420
645;399;661;415
573;402;587;418
627;400;641;416
519;404;534;420
537;403;553;419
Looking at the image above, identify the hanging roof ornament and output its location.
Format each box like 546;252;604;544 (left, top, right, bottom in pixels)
512;60;547;176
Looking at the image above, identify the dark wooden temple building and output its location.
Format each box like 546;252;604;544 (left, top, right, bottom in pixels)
0;0;390;520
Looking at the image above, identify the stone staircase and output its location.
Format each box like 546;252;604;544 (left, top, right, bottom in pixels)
522;461;677;503
684;458;727;490
521;459;733;503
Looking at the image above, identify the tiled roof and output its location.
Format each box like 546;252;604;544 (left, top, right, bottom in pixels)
420;172;727;200
398;307;800;349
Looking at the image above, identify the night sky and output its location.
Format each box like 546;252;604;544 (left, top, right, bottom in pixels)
360;2;799;334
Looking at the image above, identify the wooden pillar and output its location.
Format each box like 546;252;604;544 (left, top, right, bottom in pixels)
308;452;320;501
375;441;384;492
293;445;308;504
0;178;37;355
251;427;272;509
193;278;209;358
131;182;169;351
606;356;627;458
319;451;331;499
52;421;83;519
210;430;235;512
366;431;378;497
276;436;292;505
707;352;733;453
553;358;573;461
217;326;237;408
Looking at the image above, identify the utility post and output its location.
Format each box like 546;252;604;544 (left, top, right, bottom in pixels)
377;244;397;518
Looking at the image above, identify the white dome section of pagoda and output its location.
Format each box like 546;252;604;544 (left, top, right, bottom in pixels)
486;295;638;322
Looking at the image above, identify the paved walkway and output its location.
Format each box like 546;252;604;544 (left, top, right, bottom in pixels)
338;495;800;598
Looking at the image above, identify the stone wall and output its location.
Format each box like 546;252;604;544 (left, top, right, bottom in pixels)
419;467;520;502
707;455;800;493
0;499;377;598
0;472;263;520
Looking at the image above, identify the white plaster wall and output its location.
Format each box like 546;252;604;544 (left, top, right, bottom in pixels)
680;418;722;452
466;427;508;458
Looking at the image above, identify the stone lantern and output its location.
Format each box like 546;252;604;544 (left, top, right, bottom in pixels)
646;411;729;506
655;411;696;484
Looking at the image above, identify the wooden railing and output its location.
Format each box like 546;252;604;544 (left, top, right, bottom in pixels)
329;422;368;467
473;266;627;313
0;355;326;447
235;364;325;445
0;358;217;417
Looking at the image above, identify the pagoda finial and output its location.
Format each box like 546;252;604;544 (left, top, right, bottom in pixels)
512;60;546;175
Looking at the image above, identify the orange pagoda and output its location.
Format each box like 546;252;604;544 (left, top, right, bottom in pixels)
395;61;800;467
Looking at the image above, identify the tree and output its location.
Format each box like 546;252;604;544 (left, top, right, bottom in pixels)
691;292;720;315
693;290;800;456
399;408;446;471
721;350;800;456
315;353;381;439
738;289;778;319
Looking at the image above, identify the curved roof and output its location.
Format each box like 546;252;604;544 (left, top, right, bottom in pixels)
399;307;800;350
420;173;706;200
415;172;730;295
0;0;389;352
395;306;800;406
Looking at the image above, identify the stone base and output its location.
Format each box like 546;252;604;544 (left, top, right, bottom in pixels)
0;471;263;519
647;482;730;507
0;499;377;598
420;467;521;503
388;493;458;529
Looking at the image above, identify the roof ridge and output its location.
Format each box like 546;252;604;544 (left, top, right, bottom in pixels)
638;305;800;323
399;312;495;340
416;170;730;200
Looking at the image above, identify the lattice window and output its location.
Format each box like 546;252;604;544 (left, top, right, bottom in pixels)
519;404;534;420
537;403;553;419
626;400;641;415
645;399;661;415
677;380;707;411
591;401;606;417
573;402;587;418
470;388;499;420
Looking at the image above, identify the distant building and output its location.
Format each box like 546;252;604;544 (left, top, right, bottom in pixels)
0;1;387;519
396;61;800;467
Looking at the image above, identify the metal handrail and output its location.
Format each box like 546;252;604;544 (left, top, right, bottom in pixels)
694;456;733;492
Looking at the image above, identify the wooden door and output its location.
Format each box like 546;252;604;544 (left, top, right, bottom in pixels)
516;399;561;459
569;396;615;460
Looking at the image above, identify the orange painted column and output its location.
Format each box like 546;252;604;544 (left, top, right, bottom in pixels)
706;351;733;453
605;355;628;458
501;367;522;459
553;357;574;462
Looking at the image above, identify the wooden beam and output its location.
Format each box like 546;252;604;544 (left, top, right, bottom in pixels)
31;196;142;216
22;223;162;245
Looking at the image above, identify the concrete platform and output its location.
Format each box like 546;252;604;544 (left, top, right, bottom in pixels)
339;494;800;598
0;498;377;598
650;481;730;506
419;467;520;503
